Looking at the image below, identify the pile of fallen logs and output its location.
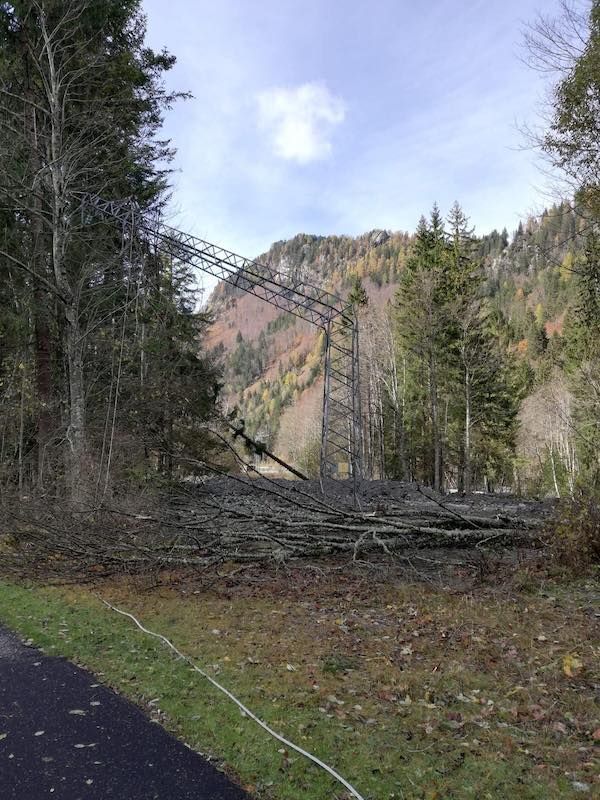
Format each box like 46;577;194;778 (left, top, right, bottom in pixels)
1;473;551;579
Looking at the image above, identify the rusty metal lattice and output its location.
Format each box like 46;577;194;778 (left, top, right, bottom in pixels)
79;194;362;479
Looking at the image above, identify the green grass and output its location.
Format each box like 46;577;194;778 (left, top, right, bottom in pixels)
0;571;598;800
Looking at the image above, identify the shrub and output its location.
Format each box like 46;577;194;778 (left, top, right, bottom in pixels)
546;489;600;573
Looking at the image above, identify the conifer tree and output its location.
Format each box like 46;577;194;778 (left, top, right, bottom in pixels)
564;232;600;482
393;203;520;492
395;207;453;491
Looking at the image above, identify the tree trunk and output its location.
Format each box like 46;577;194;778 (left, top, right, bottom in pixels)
549;441;561;498
464;368;472;494
377;387;385;479
429;352;442;492
33;287;53;486
18;364;25;494
398;354;409;480
65;310;86;503
27;79;54;487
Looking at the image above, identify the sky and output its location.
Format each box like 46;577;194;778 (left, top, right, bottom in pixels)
142;0;560;294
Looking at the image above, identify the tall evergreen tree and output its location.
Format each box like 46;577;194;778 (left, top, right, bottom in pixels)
563;232;600;483
395;206;453;491
393;203;520;492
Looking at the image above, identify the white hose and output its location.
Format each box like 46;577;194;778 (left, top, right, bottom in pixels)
98;596;367;800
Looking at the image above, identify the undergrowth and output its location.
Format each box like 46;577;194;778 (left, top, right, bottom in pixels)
546;489;600;573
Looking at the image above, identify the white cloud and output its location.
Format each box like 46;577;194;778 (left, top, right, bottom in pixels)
256;82;345;164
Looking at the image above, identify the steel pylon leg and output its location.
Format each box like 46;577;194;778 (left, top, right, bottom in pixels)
320;312;362;481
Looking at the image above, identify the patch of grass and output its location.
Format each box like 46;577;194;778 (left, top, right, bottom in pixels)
321;653;358;674
0;569;598;800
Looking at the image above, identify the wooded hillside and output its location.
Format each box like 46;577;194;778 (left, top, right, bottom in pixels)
208;199;599;497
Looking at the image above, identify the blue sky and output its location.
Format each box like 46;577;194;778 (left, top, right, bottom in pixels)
143;0;558;292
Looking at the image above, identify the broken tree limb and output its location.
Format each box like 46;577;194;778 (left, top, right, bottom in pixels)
225;420;309;481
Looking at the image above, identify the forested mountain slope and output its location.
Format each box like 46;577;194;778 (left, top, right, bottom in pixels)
207;201;590;495
206;230;410;459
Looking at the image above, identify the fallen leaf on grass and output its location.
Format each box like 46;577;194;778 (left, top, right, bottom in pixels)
529;705;546;721
562;654;583;678
553;721;568;734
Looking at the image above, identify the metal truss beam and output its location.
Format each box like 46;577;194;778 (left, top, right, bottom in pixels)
79;194;362;480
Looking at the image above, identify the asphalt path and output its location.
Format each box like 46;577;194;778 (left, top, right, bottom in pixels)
0;625;250;799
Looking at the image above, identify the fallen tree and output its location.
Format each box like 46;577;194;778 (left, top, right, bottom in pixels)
0;460;551;580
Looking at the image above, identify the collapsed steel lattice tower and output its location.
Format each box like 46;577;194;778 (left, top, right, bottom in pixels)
81;195;362;479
